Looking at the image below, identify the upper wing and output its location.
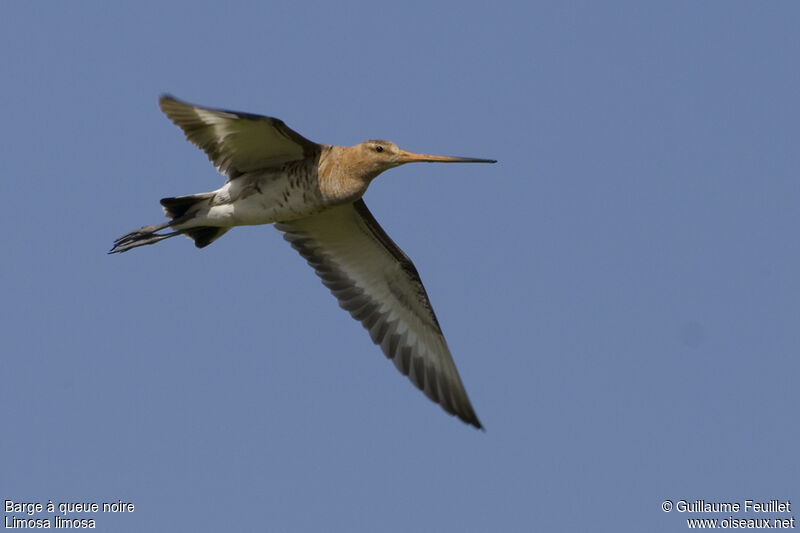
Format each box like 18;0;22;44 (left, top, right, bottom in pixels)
275;200;482;429
159;95;320;179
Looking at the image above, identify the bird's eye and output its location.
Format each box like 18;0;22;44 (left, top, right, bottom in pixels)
375;145;384;153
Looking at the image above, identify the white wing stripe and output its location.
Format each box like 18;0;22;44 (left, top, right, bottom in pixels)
159;95;319;179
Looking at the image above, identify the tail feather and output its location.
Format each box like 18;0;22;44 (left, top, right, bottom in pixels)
184;227;229;248
160;193;213;219
109;192;228;254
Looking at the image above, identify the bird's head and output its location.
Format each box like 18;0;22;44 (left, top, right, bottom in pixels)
349;139;496;181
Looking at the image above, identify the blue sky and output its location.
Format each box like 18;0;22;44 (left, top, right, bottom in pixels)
1;1;798;531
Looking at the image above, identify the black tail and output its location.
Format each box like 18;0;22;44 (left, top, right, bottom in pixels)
109;193;228;254
160;195;202;219
182;227;228;248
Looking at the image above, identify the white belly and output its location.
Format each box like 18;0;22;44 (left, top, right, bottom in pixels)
198;170;328;227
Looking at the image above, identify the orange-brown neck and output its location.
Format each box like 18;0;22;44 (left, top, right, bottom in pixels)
317;145;382;204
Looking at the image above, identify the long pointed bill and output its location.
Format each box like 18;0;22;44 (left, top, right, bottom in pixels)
398;150;497;164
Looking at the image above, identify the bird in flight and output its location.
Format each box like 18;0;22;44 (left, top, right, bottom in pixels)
110;95;496;429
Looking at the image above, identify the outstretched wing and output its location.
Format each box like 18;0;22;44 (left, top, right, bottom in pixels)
159;95;320;179
275;200;482;429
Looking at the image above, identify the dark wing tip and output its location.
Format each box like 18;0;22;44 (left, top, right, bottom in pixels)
158;93;179;107
157;93;268;123
158;94;188;120
462;412;484;430
458;402;484;430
